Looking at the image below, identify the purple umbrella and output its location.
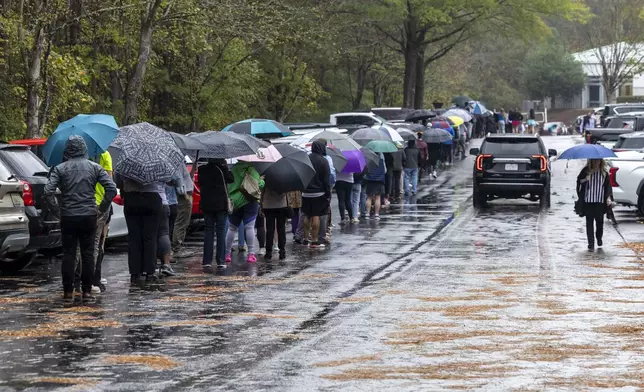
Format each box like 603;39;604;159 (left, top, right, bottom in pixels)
341;149;367;173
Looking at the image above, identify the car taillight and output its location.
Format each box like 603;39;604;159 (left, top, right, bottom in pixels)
475;154;492;171
113;194;124;206
532;155;547;172
20;181;34;206
609;167;619;187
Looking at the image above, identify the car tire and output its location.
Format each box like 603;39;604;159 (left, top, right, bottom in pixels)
0;252;36;273
540;183;551;209
473;186;486;209
638;193;644;216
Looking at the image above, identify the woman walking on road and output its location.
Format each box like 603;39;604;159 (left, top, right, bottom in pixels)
577;159;613;251
364;152;386;220
335;171;354;224
198;158;233;269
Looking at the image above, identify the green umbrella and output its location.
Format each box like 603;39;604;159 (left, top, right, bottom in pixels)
365;140;398;153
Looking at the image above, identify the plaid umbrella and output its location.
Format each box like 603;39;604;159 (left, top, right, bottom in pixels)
111;123;184;185
222;119;293;137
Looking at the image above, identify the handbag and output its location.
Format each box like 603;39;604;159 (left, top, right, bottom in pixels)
574;199;585;217
216;166;234;215
240;169;261;201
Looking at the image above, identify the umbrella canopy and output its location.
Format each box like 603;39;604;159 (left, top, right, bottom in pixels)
326;145;349;173
396;128;418;141
375;125;405;144
559;144;617;160
365;140;398;153
291;129;361;152
422;128;453;144
390;123;426;133
430;120;453;130
447;116;465;127
361;147;379;172
111;123;184;185
444;108;473;122
190;131;266;159
452;95;473;108
43;114;119;166
338;149;366;173
169;132;208;152
253;144;315;192
472;102;488;115
352;127;393;146
222;119;293;137
237;145;283;163
405;109;436;122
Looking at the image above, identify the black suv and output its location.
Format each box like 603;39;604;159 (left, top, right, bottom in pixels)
469;135;557;208
0;144;61;267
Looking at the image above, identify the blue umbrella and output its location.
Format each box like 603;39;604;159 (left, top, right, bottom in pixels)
222;119;293;137
558;144;617;160
472;102;487;115
43;114;119;166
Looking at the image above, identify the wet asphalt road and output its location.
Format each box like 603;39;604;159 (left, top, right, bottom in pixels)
3;136;644;391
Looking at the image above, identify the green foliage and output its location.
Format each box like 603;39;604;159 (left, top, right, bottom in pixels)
521;43;586;103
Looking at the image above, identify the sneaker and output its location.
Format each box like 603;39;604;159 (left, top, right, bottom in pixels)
130;274;141;284
374;214;381;220
294;238;302;245
238;245;248;253
279;252;286;260
258;247;266;256
82;292;95;300
160;264;176;277
225;254;232;263
63;292;73;300
432;171;438;179
203;264;214;272
302;239;310;246
216;264;226;270
100;278;107;285
309;242;326;249
351;218;360;224
146;273;161;283
247;254;257;263
598;239;603;248
320;238;331;246
588;244;594;251
91;285;101;294
340;219;349;226
264;252;272;260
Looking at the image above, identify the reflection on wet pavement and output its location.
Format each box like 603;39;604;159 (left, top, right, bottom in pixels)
4;136;644;390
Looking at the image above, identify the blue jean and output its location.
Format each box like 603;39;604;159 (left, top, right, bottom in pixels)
351;183;362;218
360;183;367;216
404;168;418;195
203;211;228;266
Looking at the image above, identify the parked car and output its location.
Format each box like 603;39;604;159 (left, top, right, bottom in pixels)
540;122;567;135
600;103;644;126
612;132;644;153
107;191;127;239
369;107;415;123
469;135;557;208
0;158;32;272
605;157;644;214
587;114;644;144
329;112;386;128
0;144;61;266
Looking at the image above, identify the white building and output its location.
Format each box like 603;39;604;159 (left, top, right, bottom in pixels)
550;43;644;109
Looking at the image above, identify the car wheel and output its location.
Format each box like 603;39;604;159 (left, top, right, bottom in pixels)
540;184;551;209
638;193;644;216
0;252;36;273
473;186;486;209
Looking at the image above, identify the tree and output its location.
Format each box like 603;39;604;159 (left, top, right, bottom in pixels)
522;43;585;107
586;0;644;103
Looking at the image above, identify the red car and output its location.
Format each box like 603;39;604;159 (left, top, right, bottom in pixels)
185;163;202;218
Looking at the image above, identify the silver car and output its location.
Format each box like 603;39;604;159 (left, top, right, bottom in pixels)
0;159;31;271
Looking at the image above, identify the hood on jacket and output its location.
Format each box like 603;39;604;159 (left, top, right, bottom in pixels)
311;140;327;156
63;135;89;161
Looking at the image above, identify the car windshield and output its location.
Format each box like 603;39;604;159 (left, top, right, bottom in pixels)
0;159;14;181
614;106;644;115
482;138;542;156
615;136;644;149
0;148;48;177
606;117;635;128
371;109;410;121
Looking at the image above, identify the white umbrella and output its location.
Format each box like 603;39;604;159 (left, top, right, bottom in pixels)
372;124;404;144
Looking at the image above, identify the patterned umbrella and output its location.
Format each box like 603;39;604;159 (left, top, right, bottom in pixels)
222;119;293;137
291;130;361;152
352;127;393;146
236;145;283;163
111;123;184;185
190;131;266;159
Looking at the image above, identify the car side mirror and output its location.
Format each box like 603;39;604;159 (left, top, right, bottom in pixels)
469;148;480;156
548;149;558;157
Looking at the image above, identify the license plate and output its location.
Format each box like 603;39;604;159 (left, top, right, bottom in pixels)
505;164;519;171
10;194;24;207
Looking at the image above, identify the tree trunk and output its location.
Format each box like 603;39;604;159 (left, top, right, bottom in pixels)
413;47;425;109
352;64;367;110
68;0;82;45
123;0;162;125
26;27;45;138
605;87;617;104
402;41;418;108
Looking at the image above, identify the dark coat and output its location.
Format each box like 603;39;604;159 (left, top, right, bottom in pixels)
198;161;233;213
577;167;613;213
304;140;331;197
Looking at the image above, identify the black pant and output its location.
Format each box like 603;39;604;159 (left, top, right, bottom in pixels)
124;192;162;275
392;170;402;197
255;214;266;249
157;205;171;259
265;209;287;256
336;181;354;220
61;215;97;293
585;202;605;246
203;211;228;265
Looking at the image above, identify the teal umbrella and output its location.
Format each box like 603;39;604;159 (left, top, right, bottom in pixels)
365;140;397;153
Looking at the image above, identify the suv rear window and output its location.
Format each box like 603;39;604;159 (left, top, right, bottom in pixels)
606;117;635;128
614;136;644;149
482;138;543;156
0;148;48;177
614;106;644;115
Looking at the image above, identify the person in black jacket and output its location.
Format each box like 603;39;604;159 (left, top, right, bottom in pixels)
302;140;331;249
198;159;234;269
577;159;613;251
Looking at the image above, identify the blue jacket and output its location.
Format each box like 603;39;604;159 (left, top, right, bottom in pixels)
365;153;386;183
443;126;455;145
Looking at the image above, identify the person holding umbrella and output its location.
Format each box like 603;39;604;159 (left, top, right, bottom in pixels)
262;186;289;260
198;158;234;269
335;168;355;225
403;140;420;196
364;152;387;220
301;141;331;248
577;159;613;251
44;136;116;299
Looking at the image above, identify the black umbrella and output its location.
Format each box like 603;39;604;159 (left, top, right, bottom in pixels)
253;144;315;192
170;132;208;152
452;95;473;108
352;127;392;146
361;147;380;172
390;123;426;133
405;109;437;122
396;129;417;141
189;131;265;159
326;145;348;172
111;123;184;185
422;128;453;144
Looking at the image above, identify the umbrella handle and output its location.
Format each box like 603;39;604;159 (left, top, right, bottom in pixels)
190;151;199;179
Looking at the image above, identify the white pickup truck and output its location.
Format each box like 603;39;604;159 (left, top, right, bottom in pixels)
329;112;386;127
606;150;644;214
